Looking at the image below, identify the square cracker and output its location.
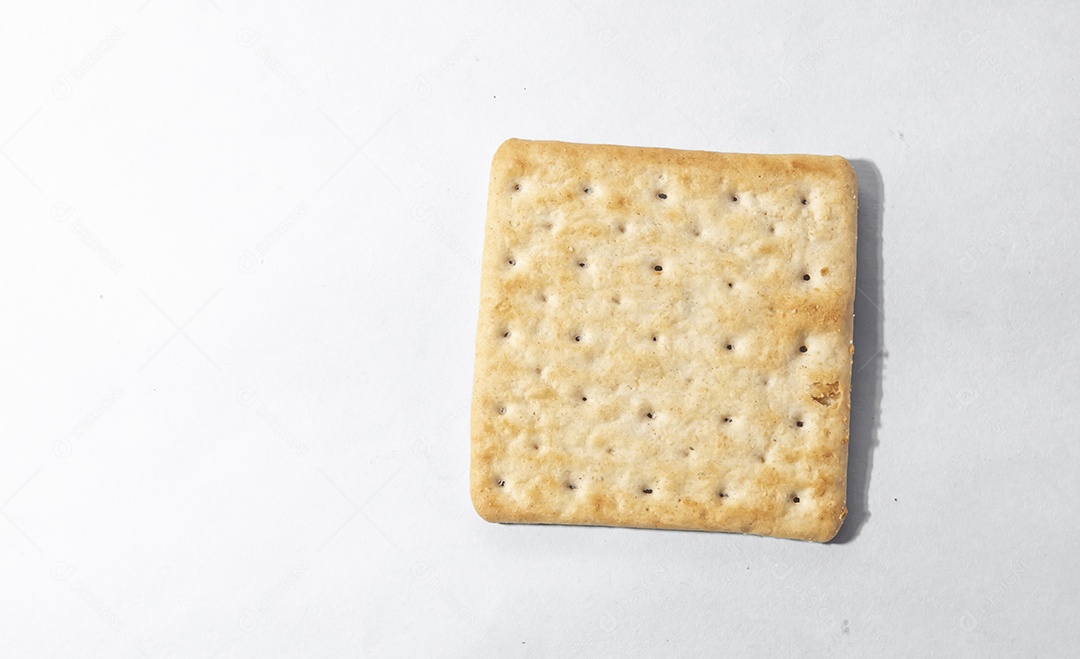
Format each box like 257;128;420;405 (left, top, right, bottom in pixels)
470;139;857;542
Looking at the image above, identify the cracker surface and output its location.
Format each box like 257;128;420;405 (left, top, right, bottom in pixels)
471;139;857;542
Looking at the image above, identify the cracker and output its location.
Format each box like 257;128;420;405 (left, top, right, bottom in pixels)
470;139;857;542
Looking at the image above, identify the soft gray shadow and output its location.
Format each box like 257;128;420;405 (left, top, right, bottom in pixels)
831;159;884;544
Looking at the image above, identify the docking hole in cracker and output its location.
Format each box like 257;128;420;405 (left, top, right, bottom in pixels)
470;139;857;542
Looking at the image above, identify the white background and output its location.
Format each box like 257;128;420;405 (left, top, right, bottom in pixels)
2;1;1078;656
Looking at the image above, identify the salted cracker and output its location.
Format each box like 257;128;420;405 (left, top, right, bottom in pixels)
470;139;857;542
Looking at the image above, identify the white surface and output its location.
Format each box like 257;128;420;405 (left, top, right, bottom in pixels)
2;1;1078;656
